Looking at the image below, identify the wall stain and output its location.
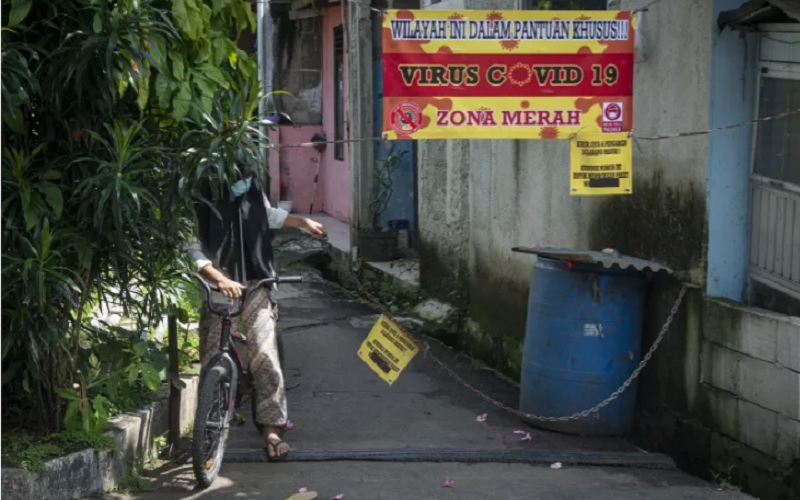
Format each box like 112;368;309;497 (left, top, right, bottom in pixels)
588;169;707;273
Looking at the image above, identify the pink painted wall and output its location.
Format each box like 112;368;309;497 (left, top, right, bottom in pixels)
320;6;351;223
268;126;324;214
267;5;351;223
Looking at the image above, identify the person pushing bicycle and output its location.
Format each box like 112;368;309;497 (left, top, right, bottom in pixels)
186;161;325;461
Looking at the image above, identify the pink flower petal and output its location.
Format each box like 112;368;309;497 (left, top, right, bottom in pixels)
475;413;487;422
520;433;532;442
286;420;294;430
550;462;562;469
442;479;455;488
331;495;344;500
513;429;527;436
299;487;308;492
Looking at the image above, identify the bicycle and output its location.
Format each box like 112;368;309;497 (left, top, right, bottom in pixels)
192;274;301;488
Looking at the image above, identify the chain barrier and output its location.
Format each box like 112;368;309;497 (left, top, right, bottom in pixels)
318;241;688;422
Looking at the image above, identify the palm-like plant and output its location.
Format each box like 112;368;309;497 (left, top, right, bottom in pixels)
2;0;265;433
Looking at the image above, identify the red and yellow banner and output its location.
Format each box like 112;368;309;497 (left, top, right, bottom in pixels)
381;9;636;140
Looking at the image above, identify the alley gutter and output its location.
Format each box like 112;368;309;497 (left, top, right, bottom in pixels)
224;448;675;469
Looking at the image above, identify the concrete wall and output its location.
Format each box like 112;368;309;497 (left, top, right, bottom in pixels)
418;0;713;372
269;125;324;210
321;6;352;222
638;293;800;500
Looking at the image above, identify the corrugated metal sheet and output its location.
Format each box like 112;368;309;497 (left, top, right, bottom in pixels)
768;0;800;22
511;247;673;274
718;0;800;31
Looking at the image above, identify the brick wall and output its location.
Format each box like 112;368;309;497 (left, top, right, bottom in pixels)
637;292;800;500
701;299;800;466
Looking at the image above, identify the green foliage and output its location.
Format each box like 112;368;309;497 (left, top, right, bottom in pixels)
59;325;168;435
115;464;155;493
369;150;409;229
2;430;115;473
164;326;201;372
1;0;270;433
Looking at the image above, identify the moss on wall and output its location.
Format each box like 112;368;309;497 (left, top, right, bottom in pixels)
588;170;707;273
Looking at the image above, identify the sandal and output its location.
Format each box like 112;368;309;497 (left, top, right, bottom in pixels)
266;440;290;462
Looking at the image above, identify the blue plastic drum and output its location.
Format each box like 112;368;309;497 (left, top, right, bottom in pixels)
520;257;647;436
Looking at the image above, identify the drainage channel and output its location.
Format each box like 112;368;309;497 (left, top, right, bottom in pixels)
224;448;676;469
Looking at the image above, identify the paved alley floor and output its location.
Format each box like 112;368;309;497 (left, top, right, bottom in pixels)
110;247;754;500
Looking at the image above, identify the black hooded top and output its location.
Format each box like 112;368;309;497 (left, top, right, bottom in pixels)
194;175;275;284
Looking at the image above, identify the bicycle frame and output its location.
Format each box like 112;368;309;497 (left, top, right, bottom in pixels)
198;275;301;383
191;273;302;488
200;309;240;409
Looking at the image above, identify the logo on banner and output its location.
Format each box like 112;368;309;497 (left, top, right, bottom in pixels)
390;102;423;136
602;102;624;133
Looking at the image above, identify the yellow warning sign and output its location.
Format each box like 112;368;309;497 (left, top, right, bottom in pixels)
358;315;419;385
570;132;632;196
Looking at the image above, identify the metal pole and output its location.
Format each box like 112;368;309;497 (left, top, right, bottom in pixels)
168;314;180;446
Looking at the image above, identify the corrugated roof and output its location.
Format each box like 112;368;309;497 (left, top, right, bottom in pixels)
767;0;800;21
511;247;673;274
718;0;800;31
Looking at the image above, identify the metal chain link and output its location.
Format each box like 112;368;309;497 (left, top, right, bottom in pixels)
320;242;688;422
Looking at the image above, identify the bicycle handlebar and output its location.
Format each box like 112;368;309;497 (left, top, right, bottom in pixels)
197;275;303;317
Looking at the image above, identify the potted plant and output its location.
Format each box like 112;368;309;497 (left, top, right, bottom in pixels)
356;151;407;261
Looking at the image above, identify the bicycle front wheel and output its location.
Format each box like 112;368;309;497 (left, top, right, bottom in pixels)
192;364;236;488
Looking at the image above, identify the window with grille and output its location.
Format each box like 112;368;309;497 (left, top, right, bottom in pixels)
748;29;800;309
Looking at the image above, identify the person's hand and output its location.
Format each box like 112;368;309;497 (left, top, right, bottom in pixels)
301;218;326;238
216;276;243;298
285;214;326;239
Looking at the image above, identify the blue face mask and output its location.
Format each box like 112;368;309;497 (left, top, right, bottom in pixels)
230;177;252;197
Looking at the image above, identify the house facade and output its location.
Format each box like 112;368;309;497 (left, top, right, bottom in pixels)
260;0;799;498
262;0;420;244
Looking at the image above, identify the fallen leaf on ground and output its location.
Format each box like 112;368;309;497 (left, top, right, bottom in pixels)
550;462;562;469
520;433;532;441
513;429;527;435
475;413;487;422
442;479;455;488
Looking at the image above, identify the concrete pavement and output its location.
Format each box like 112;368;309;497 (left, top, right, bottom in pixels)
109;238;754;499
117;461;751;500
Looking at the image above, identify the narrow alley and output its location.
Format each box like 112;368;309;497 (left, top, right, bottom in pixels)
107;235;754;500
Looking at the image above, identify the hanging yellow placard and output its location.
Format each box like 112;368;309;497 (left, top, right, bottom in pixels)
570;132;633;196
358;315;419;385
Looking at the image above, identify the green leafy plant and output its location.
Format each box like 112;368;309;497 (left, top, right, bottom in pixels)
2;431;115;473
58;324;170;435
366;150;408;230
115;464;155;493
1;0;269;434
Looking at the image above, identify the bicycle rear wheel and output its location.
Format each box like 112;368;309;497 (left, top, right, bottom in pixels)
192;364;236;488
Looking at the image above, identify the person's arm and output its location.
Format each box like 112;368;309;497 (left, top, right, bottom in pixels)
283;213;326;237
263;192;326;237
185;238;243;298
